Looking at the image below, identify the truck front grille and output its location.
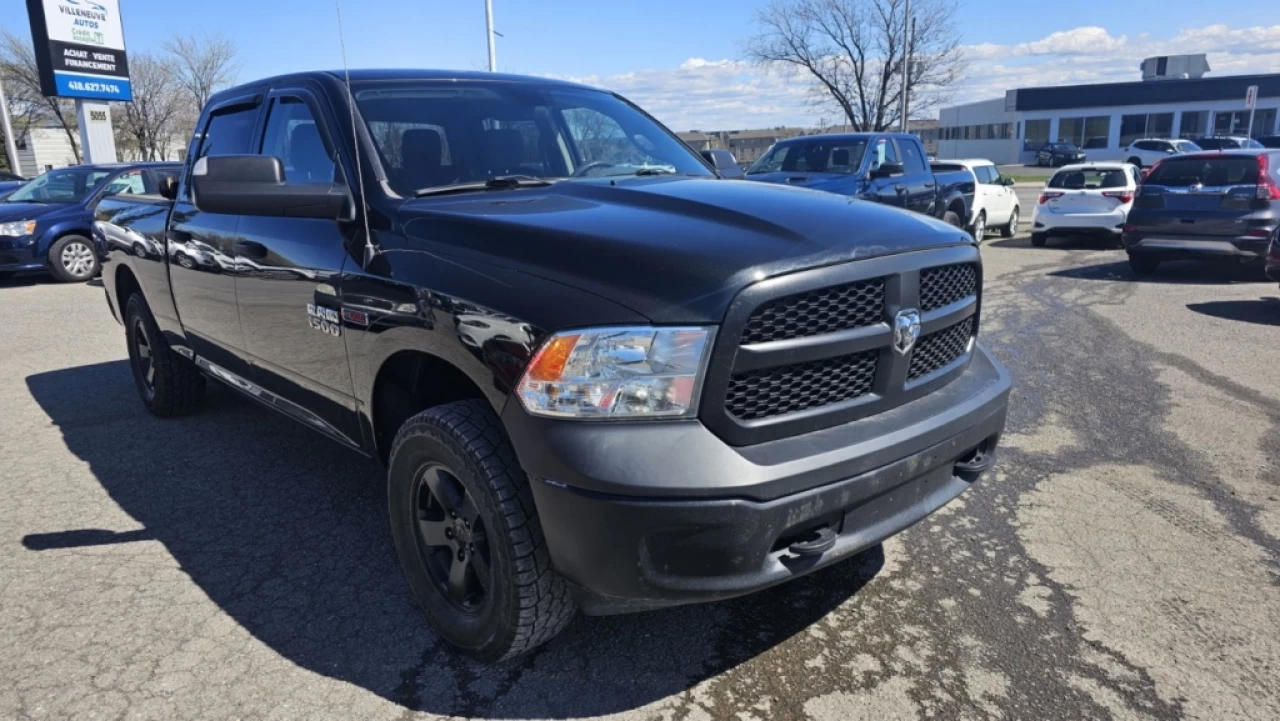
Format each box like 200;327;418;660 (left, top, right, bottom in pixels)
725;350;878;421
741;278;885;344
701;247;982;445
908;317;974;381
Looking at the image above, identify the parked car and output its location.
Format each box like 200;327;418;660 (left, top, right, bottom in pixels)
1031;163;1142;247
699;149;745;179
1257;136;1280;149
96;69;1010;661
1123;149;1279;275
1192;136;1265;150
745;133;974;227
1036;142;1086;167
1123;138;1202;168
0;170;25;198
0;163;180;282
931;159;1020;241
1266;232;1280;284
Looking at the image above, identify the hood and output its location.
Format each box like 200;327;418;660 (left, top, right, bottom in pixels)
743;171;866;195
0;202;70;223
396;176;971;323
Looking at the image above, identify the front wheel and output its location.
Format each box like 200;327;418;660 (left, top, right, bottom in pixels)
942;210;963;228
388;400;576;661
1001;207;1019;238
48;235;98;282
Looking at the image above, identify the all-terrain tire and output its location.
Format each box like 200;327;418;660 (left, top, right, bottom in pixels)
388;400;576;661
124;293;206;417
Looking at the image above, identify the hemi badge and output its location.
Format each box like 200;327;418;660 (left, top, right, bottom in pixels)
341;308;370;326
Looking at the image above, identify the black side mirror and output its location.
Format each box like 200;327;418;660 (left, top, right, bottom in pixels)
701;149;739;171
870;162;904;179
191;155;349;220
158;176;178;200
1001;176;1017;186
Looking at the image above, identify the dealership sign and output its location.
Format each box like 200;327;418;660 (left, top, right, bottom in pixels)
26;0;132;101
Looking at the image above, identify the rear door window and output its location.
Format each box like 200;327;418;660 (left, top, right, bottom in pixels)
1145;157;1258;187
899;139;927;174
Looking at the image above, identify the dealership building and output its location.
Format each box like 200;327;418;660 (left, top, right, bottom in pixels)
933;55;1279;165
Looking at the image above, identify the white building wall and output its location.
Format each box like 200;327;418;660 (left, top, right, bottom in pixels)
937;92;1280;167
15;128;79;176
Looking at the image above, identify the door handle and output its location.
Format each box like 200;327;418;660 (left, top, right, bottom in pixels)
233;240;267;259
923;182;936;188
894;183;906;193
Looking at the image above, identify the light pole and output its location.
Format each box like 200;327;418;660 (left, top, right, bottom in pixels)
485;0;497;72
0;74;20;175
900;0;912;132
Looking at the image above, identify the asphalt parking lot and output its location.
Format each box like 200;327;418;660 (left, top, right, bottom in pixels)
2;185;1278;720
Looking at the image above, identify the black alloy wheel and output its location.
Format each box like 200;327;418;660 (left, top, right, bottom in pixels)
412;463;492;613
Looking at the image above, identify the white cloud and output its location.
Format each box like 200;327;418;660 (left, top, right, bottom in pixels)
556;23;1280;132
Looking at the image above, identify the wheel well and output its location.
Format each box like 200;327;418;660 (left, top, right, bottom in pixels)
948;199;967;217
371;351;488;463
114;265;141;316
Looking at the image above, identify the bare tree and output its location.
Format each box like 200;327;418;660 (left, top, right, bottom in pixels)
0;29;80;162
163;33;239;111
114;53;185;161
744;0;963;131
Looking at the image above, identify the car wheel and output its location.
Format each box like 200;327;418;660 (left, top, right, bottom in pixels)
1001;207;1019;238
1127;157;1143;168
388;399;576;662
48;234;98;282
970;212;986;242
125;293;207;417
133;242;147;258
1031;232;1047;247
1128;253;1160;275
942;210;963;228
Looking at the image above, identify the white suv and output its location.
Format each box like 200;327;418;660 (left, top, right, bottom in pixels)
1123;138;1201;168
934;159;1020;241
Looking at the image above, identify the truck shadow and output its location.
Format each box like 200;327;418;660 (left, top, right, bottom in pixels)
1048;259;1269;285
24;361;883;718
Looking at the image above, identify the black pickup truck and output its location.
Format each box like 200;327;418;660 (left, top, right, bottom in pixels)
96;69;1010;661
745;132;975;227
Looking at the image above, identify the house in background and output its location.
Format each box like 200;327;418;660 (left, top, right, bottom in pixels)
677;131;713;151
12;126;80;177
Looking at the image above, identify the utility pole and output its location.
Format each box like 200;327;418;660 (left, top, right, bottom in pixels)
0;74;21;175
485;0;497;72
900;0;912;132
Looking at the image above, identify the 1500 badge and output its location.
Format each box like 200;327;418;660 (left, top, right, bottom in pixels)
307;303;342;337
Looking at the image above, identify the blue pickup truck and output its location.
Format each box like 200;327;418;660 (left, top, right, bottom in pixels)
745;132;974;228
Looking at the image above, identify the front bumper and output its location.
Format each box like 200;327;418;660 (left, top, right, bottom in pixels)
1123;233;1270;260
0;235;44;272
503;344;1011;614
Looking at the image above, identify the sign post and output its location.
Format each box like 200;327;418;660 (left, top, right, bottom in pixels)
0;74;22;175
26;0;132;164
1245;84;1258;140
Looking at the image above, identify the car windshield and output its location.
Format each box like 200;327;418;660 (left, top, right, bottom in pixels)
6;166;114;203
1172;140;1202;152
747;138;870;174
1048;168;1128;189
1144;157;1259;187
353;81;712;196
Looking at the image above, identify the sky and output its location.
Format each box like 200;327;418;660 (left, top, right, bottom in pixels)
4;0;1280;131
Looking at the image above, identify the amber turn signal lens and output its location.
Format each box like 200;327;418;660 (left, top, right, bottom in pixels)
524;333;580;381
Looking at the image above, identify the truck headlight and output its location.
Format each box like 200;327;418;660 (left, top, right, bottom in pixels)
516;326;714;419
0;220;36;237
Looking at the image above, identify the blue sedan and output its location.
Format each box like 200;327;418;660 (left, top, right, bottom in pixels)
0;162;180;282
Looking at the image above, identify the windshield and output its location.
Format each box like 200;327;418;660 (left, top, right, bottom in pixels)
1048;168;1128;189
747;138;870;175
1144;157;1258;187
6;166;114;204
353;81;711;196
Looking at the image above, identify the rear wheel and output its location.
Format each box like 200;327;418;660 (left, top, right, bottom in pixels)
942;210;962;228
388;400;576;661
48;234;98;282
1001;207;1019;238
1127;157;1143;168
125;294;206;416
1128;253;1160;275
1031;232;1047;247
970;212;986;242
